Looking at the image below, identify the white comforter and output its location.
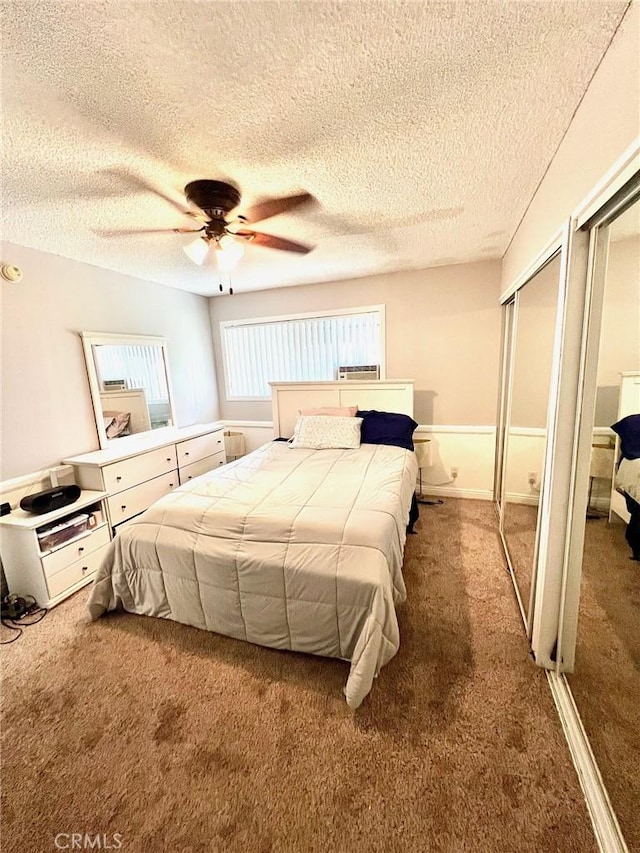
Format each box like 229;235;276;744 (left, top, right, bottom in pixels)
616;457;640;504
87;441;418;708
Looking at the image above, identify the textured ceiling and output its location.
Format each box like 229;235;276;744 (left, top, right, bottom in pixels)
1;1;630;296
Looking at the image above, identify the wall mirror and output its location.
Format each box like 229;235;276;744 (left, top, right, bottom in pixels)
499;251;562;629
80;332;175;449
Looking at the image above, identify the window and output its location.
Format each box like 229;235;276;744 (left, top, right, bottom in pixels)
221;305;385;400
92;344;169;403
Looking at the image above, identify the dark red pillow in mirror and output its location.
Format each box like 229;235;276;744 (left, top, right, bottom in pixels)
612;414;640;460
357;410;418;451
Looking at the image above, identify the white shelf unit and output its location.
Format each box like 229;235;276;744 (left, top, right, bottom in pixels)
63;423;226;535
0;490;110;608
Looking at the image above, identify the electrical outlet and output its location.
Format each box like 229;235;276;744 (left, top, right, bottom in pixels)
451;466;459;479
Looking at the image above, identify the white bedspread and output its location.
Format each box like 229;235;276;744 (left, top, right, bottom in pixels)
616;457;640;504
87;441;418;708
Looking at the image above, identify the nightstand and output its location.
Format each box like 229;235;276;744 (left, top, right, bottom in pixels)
0;490;110;608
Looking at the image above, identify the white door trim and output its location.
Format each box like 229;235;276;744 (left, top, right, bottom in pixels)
546;671;628;853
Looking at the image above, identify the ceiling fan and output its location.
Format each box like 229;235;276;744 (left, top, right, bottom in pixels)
99;177;315;293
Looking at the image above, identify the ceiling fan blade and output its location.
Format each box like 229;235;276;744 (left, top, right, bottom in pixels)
242;193;314;224
95;227;204;237
235;230;313;254
98;168;193;216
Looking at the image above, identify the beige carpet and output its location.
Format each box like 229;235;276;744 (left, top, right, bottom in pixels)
567;515;640;852
2;499;597;853
502;502;539;618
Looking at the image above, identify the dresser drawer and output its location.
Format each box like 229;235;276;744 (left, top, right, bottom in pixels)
177;431;224;468
179;450;226;484
107;470;178;525
102;446;178;495
46;543;110;600
41;524;111;578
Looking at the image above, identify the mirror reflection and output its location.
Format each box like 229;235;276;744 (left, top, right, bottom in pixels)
81;333;174;448
502;253;561;623
567;196;640;849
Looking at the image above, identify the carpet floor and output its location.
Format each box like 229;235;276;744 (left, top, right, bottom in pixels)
502;501;538;618
567;514;640;851
1;499;597;853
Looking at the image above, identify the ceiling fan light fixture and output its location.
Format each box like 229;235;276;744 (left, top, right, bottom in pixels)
183;236;210;265
215;235;245;270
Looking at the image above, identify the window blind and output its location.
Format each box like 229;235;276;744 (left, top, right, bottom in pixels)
93;345;169;402
222;308;382;399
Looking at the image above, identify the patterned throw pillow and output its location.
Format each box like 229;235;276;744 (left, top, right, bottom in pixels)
290;415;363;450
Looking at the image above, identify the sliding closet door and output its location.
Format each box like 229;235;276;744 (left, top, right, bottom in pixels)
500;253;562;628
562;188;640;849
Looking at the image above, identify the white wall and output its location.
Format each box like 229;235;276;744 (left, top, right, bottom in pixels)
212;260;503;500
210;261;503;427
596;233;640;425
502;1;640;290
0;242;219;479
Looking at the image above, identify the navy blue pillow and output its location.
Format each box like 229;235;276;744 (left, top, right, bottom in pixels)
612;414;640;460
357;410;418;451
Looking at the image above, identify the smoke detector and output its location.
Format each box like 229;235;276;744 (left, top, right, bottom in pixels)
1;264;23;283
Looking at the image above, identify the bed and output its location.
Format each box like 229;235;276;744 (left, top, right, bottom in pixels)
611;372;640;561
87;380;418;708
614;458;640;559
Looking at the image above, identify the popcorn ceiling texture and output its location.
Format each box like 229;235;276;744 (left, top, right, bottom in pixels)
0;1;629;296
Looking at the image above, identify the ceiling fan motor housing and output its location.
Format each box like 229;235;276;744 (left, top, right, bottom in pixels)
184;180;241;218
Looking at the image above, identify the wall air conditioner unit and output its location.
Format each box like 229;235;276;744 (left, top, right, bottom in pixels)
102;379;127;391
337;365;380;381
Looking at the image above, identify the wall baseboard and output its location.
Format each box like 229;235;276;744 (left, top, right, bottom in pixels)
546;671;628;853
221;420;274;429
419;486;493;501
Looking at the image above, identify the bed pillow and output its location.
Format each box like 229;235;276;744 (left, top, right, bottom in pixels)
612;414;640;460
103;411;131;439
298;406;357;417
357;410;418;451
290;415;363;450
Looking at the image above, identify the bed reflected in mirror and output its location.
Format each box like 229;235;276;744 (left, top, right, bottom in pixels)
501;252;561;625
80;332;175;449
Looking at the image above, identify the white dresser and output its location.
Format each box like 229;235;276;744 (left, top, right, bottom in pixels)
63;423;226;535
0;490;110;608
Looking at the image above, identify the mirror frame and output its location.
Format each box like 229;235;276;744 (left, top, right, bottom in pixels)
80;331;176;450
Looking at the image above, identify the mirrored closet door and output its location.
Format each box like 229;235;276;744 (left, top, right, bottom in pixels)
499;252;562;629
564;187;640;849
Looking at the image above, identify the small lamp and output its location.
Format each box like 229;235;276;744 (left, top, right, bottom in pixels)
224;430;246;461
414;438;432;502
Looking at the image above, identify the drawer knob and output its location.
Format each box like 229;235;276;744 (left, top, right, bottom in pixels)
121;505;127;511
217;439;222;444
166;457;172;462
81;566;88;573
169;483;174;488
185;451;190;457
78;546;85;553
116;476;122;482
219;461;224;465
188;476;193;480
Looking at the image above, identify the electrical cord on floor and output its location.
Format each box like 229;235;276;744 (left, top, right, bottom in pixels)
1;598;47;645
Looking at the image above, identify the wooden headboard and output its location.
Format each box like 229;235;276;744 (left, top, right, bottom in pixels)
270;380;415;438
618;371;640;419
